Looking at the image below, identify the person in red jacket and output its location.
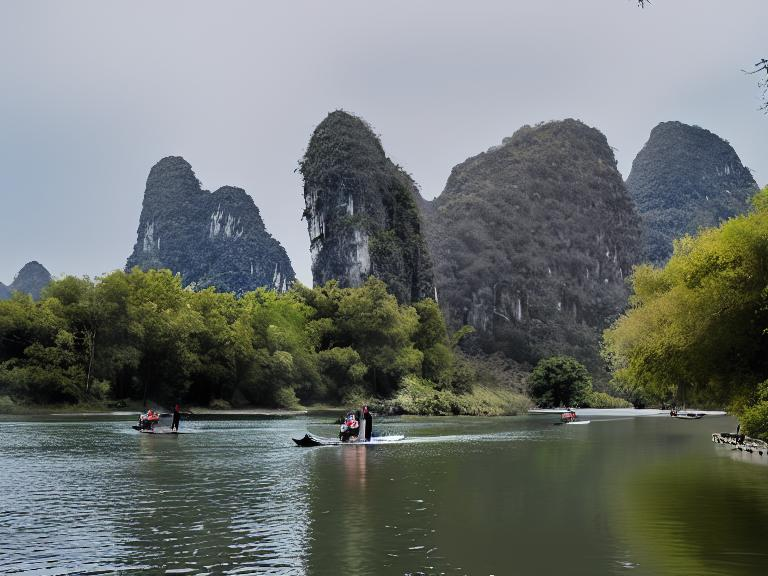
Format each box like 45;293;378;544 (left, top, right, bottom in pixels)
139;409;159;430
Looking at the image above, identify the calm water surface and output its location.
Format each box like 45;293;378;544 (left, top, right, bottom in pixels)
1;412;766;575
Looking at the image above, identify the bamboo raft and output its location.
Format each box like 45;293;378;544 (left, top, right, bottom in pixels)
712;432;768;456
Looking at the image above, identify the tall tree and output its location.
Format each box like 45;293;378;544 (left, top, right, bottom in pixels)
604;188;768;408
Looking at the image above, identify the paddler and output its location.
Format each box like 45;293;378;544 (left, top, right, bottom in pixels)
171;403;181;431
363;405;372;441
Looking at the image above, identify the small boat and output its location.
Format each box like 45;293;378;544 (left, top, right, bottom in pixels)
133;411;186;433
552;409;589;425
553;419;591;426
131;425;185;434
292;432;406;447
671;410;705;419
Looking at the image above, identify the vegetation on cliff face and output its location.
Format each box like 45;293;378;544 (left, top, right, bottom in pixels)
126;156;294;295
424;119;641;379
0;261;52;301
0;269;492;413
300;111;434;304
604;189;768;438
626;121;758;265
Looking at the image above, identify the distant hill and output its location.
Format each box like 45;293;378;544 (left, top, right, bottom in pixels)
126;156;294;294
626;121;759;264
423;120;641;373
300;111;434;304
1;261;53;300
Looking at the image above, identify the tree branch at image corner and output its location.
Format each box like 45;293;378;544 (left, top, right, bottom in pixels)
746;59;768;112
635;1;767;111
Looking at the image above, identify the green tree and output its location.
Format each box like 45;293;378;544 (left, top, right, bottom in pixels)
413;298;453;385
123;268;203;405
604;189;768;408
0;267;461;410
236;288;319;406
604;188;768;429
335;277;422;395
529;355;592;408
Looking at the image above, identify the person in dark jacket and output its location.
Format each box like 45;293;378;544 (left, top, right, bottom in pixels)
363;405;372;441
171;403;181;431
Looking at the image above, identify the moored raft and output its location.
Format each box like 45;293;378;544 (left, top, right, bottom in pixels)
712;432;768;456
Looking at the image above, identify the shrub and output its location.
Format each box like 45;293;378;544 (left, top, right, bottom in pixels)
584;390;632;408
529;356;592;407
209;398;232;410
740;401;768;441
274;387;302;410
388;375;531;416
89;379;112;400
0;395;15;413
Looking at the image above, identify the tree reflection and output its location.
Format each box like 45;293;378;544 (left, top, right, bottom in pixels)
619;458;768;575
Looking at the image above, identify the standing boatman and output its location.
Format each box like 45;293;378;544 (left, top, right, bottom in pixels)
363;405;372;441
171;403;181;432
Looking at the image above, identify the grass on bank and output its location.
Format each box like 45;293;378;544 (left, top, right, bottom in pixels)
342;375;531;416
0;395;145;415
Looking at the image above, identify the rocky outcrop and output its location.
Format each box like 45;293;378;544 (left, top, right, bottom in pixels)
627;121;759;264
3;261;53;300
126;156;294;294
300;111;434;304
425;120;641;371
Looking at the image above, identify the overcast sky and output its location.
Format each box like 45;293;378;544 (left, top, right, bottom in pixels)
1;0;766;286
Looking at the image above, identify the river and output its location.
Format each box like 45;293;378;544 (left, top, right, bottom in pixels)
1;411;766;575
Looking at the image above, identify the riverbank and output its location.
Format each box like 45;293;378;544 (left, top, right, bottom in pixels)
364;378;533;416
0;385;530;418
0;400;309;418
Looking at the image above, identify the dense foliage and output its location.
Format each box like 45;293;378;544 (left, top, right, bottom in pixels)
604;189;768;437
626;121;757;265
300;111;434;304
528;356;593;408
0;269;464;410
423;120;641;377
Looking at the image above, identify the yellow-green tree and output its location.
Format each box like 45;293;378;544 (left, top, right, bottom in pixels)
604;189;768;425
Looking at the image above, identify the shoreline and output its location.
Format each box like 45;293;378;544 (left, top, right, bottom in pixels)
0;402;315;418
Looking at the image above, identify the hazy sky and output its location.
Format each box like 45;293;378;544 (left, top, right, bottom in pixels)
1;0;766;286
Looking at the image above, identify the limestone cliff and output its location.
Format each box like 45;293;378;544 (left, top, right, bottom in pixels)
3;261;53;300
425;120;641;371
300;111;434;303
126;156;294;294
627;121;759;264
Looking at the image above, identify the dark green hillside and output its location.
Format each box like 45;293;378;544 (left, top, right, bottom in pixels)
626;121;758;265
300;111;434;304
426;120;641;374
126;156;294;294
8;261;52;301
